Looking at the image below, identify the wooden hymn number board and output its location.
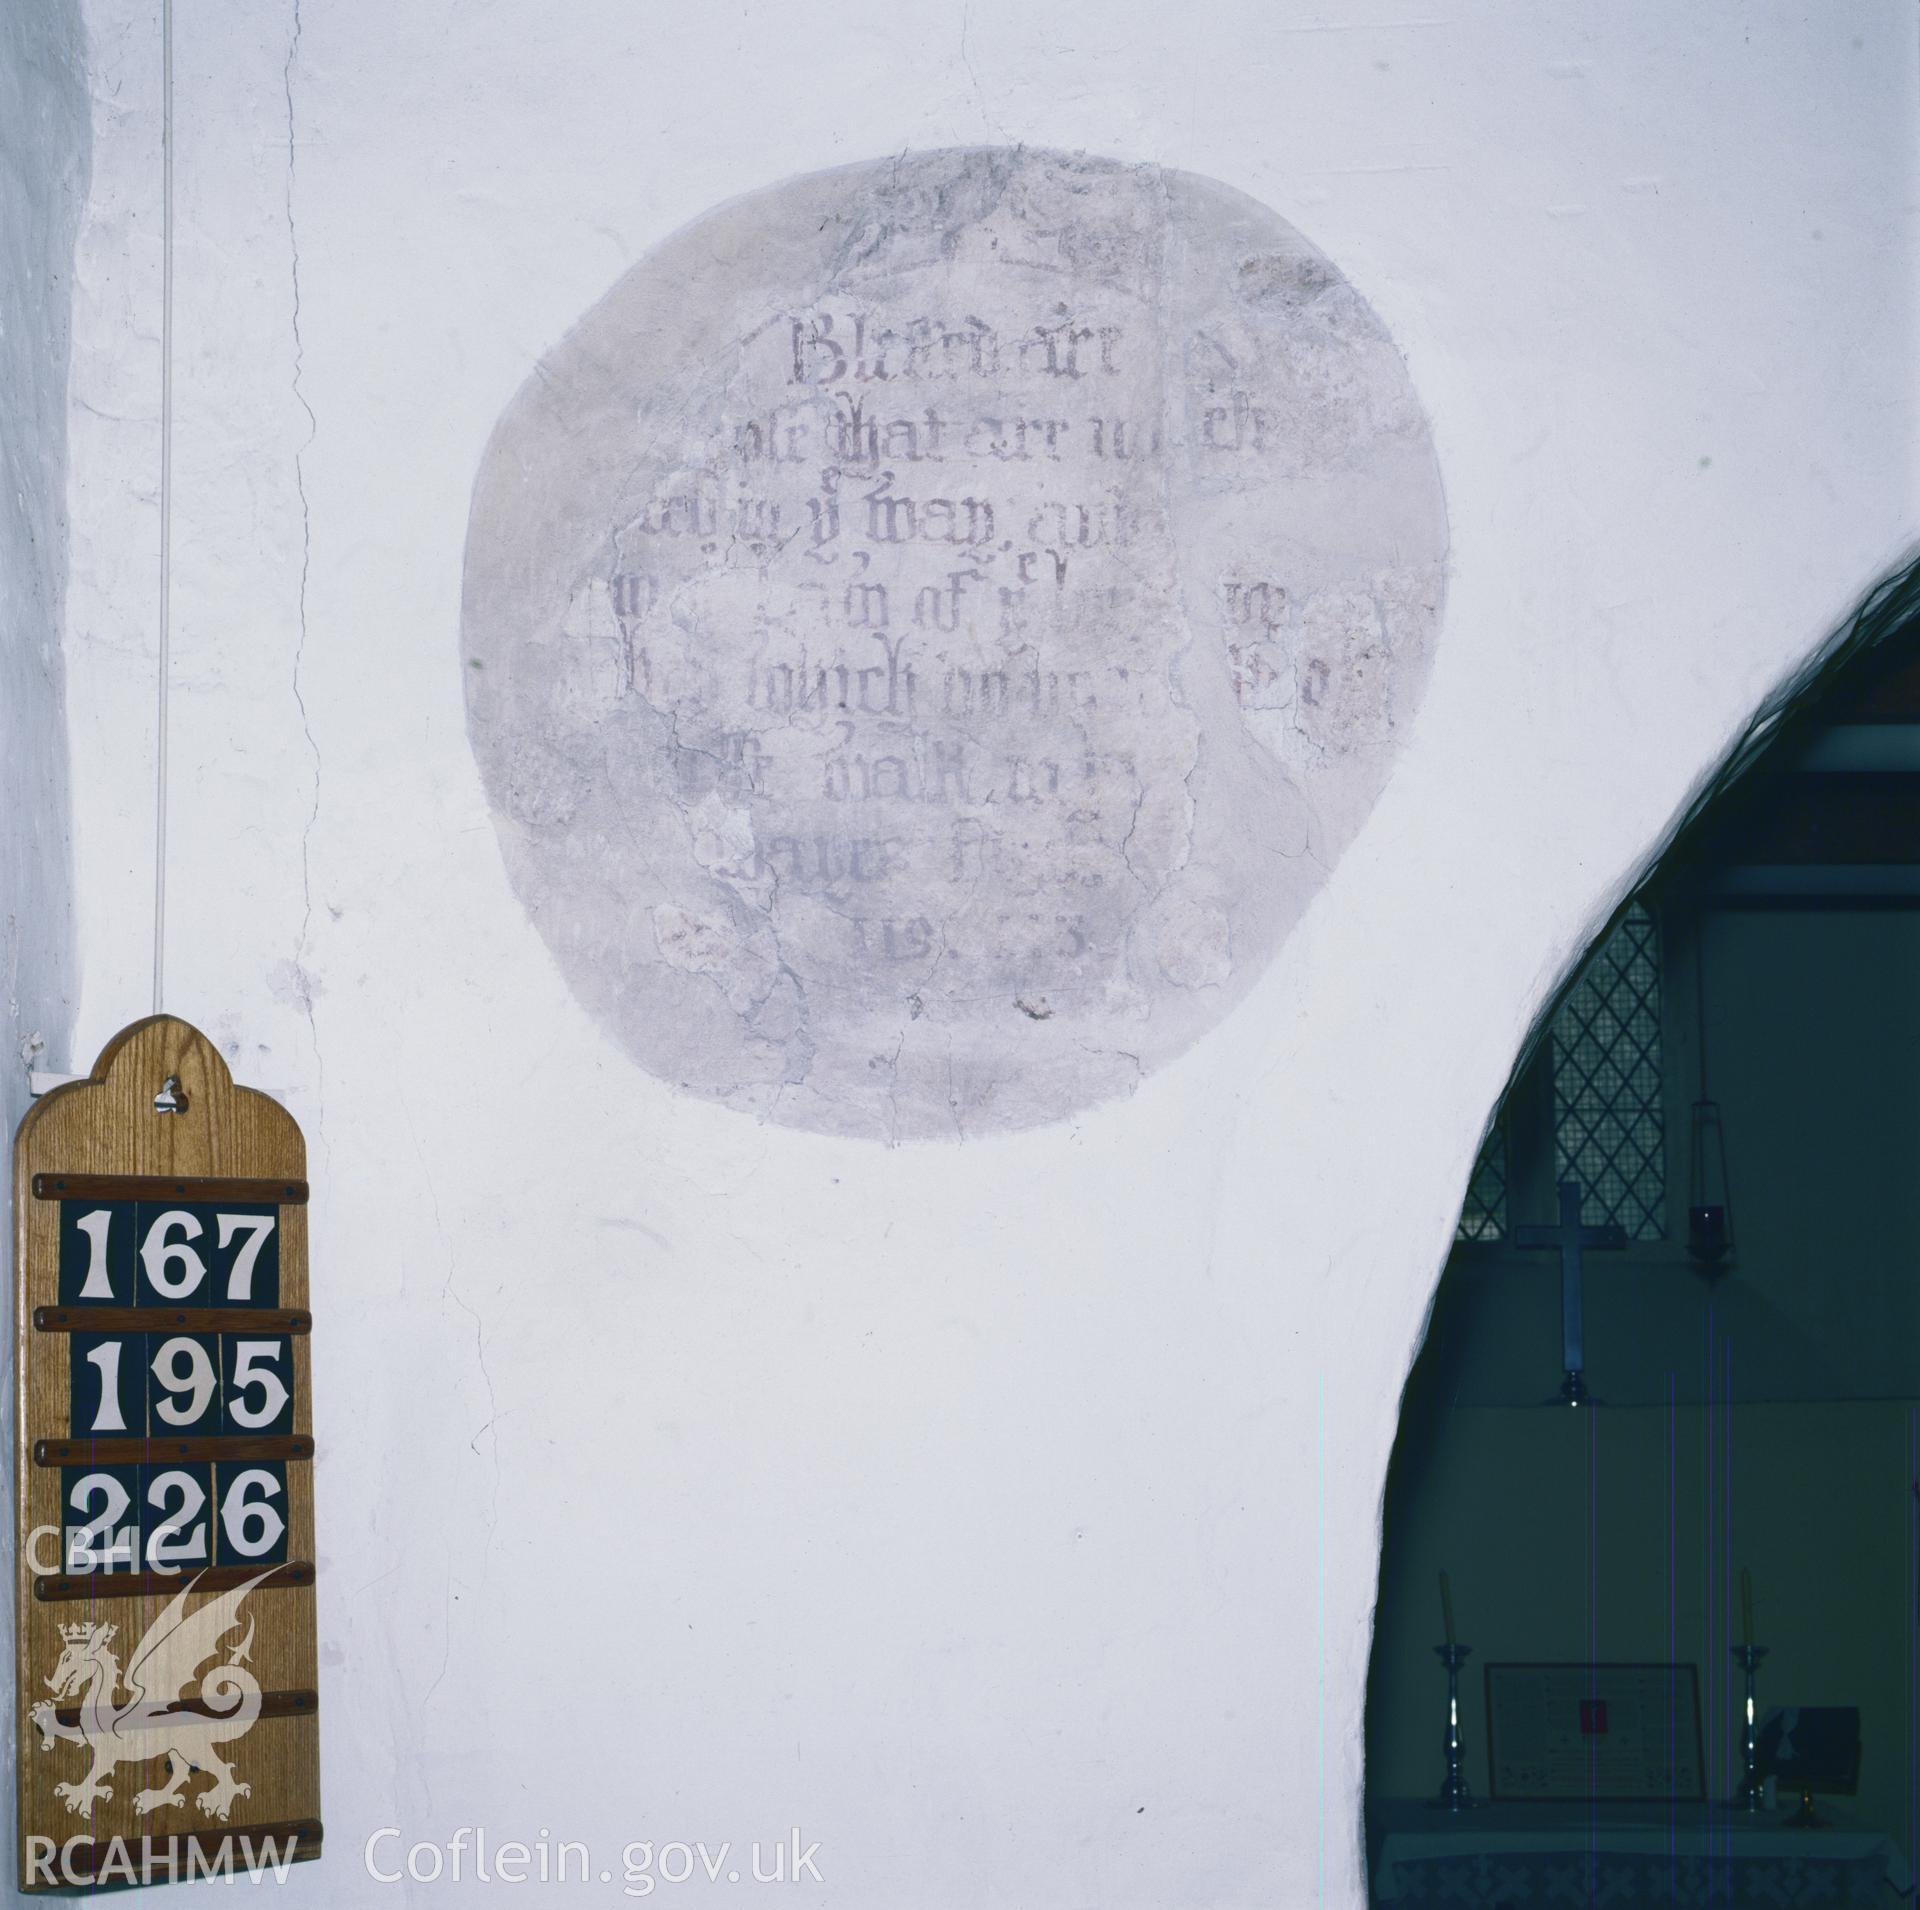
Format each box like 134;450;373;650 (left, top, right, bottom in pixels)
13;1018;321;1889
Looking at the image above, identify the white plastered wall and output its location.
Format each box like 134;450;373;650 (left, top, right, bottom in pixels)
51;2;1920;1904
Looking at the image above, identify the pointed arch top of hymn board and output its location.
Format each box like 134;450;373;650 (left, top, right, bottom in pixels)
22;1016;303;1185
14;1016;322;1889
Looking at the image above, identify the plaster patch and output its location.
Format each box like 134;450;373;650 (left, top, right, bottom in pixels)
462;148;1447;1139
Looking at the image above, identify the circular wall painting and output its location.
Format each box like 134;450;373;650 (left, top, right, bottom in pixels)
462;148;1447;1140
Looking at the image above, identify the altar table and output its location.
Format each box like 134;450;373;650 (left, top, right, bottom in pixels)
1370;1800;1915;1906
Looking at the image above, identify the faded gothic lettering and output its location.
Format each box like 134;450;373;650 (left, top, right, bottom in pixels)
462;148;1447;1141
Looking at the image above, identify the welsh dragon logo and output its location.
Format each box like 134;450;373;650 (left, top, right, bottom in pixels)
29;1572;268;1820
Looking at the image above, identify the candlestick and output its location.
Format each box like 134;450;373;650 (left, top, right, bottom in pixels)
1727;1643;1768;1812
1430;1644;1474;1812
1741;1567;1754;1649
1440;1571;1456;1650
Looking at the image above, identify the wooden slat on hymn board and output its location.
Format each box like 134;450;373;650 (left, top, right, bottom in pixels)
32;1171;309;1203
33;1304;312;1334
33;1433;314;1466
52;1688;318;1729
13;1017;321;1890
54;1820;323;1884
33;1562;315;1602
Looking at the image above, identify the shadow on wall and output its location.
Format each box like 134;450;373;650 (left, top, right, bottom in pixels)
0;0;86;1133
0;0;86;1823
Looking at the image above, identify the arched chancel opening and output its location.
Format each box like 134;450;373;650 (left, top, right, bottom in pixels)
1364;555;1920;1906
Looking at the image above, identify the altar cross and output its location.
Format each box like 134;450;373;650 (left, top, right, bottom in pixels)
1513;1179;1626;1406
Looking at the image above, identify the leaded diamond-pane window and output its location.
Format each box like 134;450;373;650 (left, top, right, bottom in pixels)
1551;902;1665;1241
1456;1117;1508;1242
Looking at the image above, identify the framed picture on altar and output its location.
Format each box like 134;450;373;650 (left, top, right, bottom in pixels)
1485;1662;1705;1801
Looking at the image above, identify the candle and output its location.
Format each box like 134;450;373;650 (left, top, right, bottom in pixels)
1742;1567;1754;1648
1440;1570;1456;1649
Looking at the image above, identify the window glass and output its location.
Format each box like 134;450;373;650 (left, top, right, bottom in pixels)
1551;902;1665;1240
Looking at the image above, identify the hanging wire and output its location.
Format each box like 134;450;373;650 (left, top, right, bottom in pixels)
1694;918;1710;1105
152;0;174;1016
